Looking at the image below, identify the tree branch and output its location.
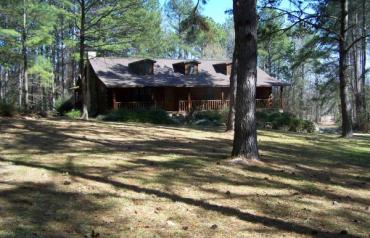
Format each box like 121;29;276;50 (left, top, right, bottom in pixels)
264;6;340;39
85;1;139;31
345;33;370;53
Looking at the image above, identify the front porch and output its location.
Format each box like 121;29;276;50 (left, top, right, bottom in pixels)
114;98;283;112
110;86;284;113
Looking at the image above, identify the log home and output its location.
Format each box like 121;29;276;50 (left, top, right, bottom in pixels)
80;57;290;115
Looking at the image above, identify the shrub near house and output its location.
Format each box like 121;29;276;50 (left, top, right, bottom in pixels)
96;108;315;133
101;108;175;125
0;102;16;117
256;111;316;133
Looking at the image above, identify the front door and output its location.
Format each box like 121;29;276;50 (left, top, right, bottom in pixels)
164;87;177;111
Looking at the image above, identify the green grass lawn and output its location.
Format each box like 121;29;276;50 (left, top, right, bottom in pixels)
0;118;369;238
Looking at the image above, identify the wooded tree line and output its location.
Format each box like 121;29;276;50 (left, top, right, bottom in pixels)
0;0;227;116
0;0;369;137
256;0;369;136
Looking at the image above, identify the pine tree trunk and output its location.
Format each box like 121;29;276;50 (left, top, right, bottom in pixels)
299;64;305;119
339;0;353;137
356;0;367;131
231;0;259;160
61;17;65;99
0;66;3;102
351;7;364;131
353;41;363;128
52;76;56;110
4;70;8;100
80;0;89;120
315;76;320;123
226;50;237;132
267;44;272;75
18;69;23;108
42;85;45;112
54;27;60;101
22;0;29;110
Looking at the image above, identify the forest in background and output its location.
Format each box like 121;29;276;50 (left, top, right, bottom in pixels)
0;0;369;130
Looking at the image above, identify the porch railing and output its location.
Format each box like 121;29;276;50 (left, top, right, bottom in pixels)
256;99;281;109
179;99;280;112
179;100;230;112
114;99;280;112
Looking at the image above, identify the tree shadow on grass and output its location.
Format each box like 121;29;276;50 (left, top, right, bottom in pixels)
0;157;363;238
0;180;119;238
128;156;370;209
0;119;231;161
1;119;369;237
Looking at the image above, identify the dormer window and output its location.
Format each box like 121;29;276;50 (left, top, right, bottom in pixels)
213;62;232;75
173;60;200;75
128;59;156;75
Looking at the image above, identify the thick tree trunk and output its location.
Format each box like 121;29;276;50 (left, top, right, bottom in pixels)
339;0;353;137
231;0;259;160
226;50;237;132
80;0;89;120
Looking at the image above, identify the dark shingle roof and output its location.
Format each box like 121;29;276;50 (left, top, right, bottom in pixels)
89;58;290;88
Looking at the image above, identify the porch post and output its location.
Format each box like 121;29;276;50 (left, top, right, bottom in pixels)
280;86;284;111
153;92;157;108
187;90;192;111
221;90;225;110
113;90;117;110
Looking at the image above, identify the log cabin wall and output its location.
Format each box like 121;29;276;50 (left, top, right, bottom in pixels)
87;63;96;114
187;87;229;101
256;87;272;99
96;78;108;114
111;88;153;102
88;63;109;115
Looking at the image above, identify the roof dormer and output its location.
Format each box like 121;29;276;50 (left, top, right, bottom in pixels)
128;59;156;75
213;62;232;75
172;60;200;75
